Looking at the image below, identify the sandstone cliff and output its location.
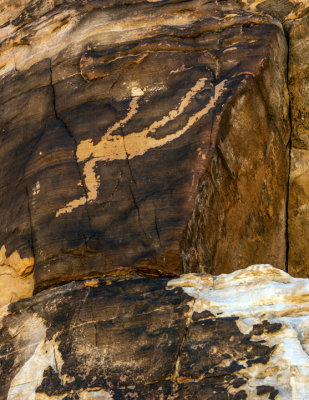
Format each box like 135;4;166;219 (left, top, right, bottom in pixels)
0;0;309;399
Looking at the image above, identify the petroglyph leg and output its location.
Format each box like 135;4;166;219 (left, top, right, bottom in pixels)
56;78;226;216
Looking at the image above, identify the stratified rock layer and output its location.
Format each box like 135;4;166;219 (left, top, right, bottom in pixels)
0;0;289;299
1;265;308;399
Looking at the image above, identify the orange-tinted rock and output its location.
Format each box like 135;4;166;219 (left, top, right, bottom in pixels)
236;0;309;277
0;0;289;293
285;14;309;278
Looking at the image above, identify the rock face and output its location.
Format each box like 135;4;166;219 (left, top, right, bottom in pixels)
2;1;308;398
0;246;34;306
0;0;289;302
286;10;309;278
237;1;309;278
1;265;308;399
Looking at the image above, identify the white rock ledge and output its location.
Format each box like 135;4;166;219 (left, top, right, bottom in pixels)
168;264;309;400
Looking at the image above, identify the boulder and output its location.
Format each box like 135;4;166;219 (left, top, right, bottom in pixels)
286;11;309;278
1;265;308;399
237;0;309;278
0;0;290;300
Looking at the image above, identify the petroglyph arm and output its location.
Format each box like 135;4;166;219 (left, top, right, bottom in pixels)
56;79;227;216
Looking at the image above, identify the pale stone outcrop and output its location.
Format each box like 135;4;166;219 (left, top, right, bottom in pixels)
169;265;309;399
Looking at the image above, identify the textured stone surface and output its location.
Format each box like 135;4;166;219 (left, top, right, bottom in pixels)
2;2;309;400
0;0;289;298
237;0;309;278
0;245;34;307
0;265;308;399
286;12;309;278
236;0;309;22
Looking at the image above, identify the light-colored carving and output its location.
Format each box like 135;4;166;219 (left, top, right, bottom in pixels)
56;78;226;216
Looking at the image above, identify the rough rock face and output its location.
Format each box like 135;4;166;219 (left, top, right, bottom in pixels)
2;2;309;399
0;265;308;399
286;10;309;278
237;1;309;278
236;0;308;22
0;0;289;302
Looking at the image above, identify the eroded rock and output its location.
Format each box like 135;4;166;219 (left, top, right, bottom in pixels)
0;246;34;307
236;0;309;22
0;265;308;399
286;13;309;278
0;0;289;296
169;265;309;398
237;0;309;279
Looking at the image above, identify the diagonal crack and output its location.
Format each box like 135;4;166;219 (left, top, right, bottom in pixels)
48;58;92;227
122;132;137;186
23;130;49;267
128;183;149;240
121;131;150;240
154;206;161;246
25;185;36;265
173;298;195;382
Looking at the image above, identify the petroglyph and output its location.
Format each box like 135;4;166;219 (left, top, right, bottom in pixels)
56;78;226;216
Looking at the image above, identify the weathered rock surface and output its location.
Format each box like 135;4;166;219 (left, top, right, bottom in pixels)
237;0;309;278
0;0;289;301
286;10;309;278
0;245;34;307
236;0;309;22
1;265;308;399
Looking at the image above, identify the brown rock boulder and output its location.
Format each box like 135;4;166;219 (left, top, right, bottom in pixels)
236;0;309;277
0;0;289;298
286;13;309;277
1;266;308;399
